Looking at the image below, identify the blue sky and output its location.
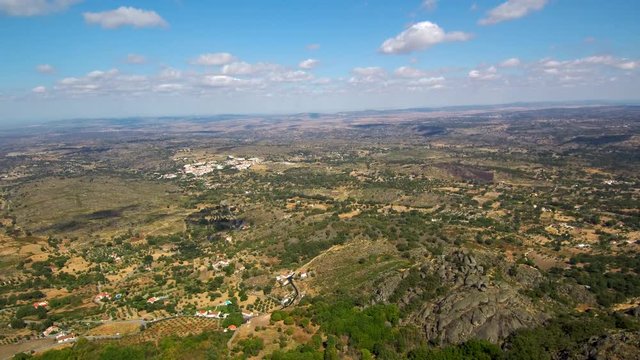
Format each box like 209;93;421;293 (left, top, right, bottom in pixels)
1;0;639;123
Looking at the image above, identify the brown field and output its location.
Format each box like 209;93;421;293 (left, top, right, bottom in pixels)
118;317;221;345
10;176;183;238
86;322;142;336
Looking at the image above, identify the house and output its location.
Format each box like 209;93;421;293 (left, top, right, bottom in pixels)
56;333;76;343
43;325;60;337
242;312;254;320
276;273;294;285
212;260;230;270
299;272;308;280
33;301;49;309
94;292;111;302
196;310;226;319
147;297;158;304
227;325;237;331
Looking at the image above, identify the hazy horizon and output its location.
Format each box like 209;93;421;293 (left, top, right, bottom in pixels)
1;0;639;125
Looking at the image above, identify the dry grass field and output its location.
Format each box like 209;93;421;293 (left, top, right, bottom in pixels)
9;176;184;238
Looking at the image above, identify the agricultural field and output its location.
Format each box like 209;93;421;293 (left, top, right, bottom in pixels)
0;105;639;359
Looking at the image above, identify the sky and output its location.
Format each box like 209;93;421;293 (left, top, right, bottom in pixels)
0;0;639;124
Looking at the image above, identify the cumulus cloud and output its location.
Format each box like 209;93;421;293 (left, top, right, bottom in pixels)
617;61;638;70
479;0;548;25
574;55;638;70
537;55;639;73
409;76;445;89
36;64;55;74
380;21;472;54
0;0;80;16
192;53;236;66
221;62;255;75
221;61;280;76
349;67;387;84
202;75;246;87
468;66;499;80
352;67;386;77
500;58;521;67
84;7;168;29
22;52;638;105
394;66;427;78
299;59;319;69
126;54;146;64
268;70;313;83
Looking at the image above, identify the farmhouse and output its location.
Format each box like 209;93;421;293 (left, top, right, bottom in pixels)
56;333;76;343
196;309;228;319
33;301;49;309
43;325;60;337
94;292;111;301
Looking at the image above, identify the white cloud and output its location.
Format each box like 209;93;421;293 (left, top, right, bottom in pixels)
126;54;146;64
0;0;80;16
573;55;638;70
221;62;280;76
192;53;236;66
83;7;168;29
268;70;313;83
306;43;320;51
500;58;521;67
380;21;472;54
617;61;638;70
153;83;183;93
36;64;55;74
299;59;319;69
20;52;639;109
352;67;386;77
537;55;640;73
479;0;548;25
469;66;499;80
202;75;245;87
221;62;255;75
409;76;445;87
394;66;427;78
349;67;387;84
159;67;182;80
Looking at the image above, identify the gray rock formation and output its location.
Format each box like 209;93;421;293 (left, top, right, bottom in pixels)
415;284;544;345
579;331;640;360
375;249;546;345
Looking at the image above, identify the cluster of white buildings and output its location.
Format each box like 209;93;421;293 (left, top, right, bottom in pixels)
181;156;262;177
211;260;230;271
225;156;262;171
195;310;229;319
55;333;76;343
276;272;295;285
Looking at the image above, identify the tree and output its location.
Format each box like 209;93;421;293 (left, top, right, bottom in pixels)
10;318;26;329
238;336;264;357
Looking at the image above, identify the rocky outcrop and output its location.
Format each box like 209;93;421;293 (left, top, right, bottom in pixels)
416;284;544;345
578;331;640;360
375;249;546;345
